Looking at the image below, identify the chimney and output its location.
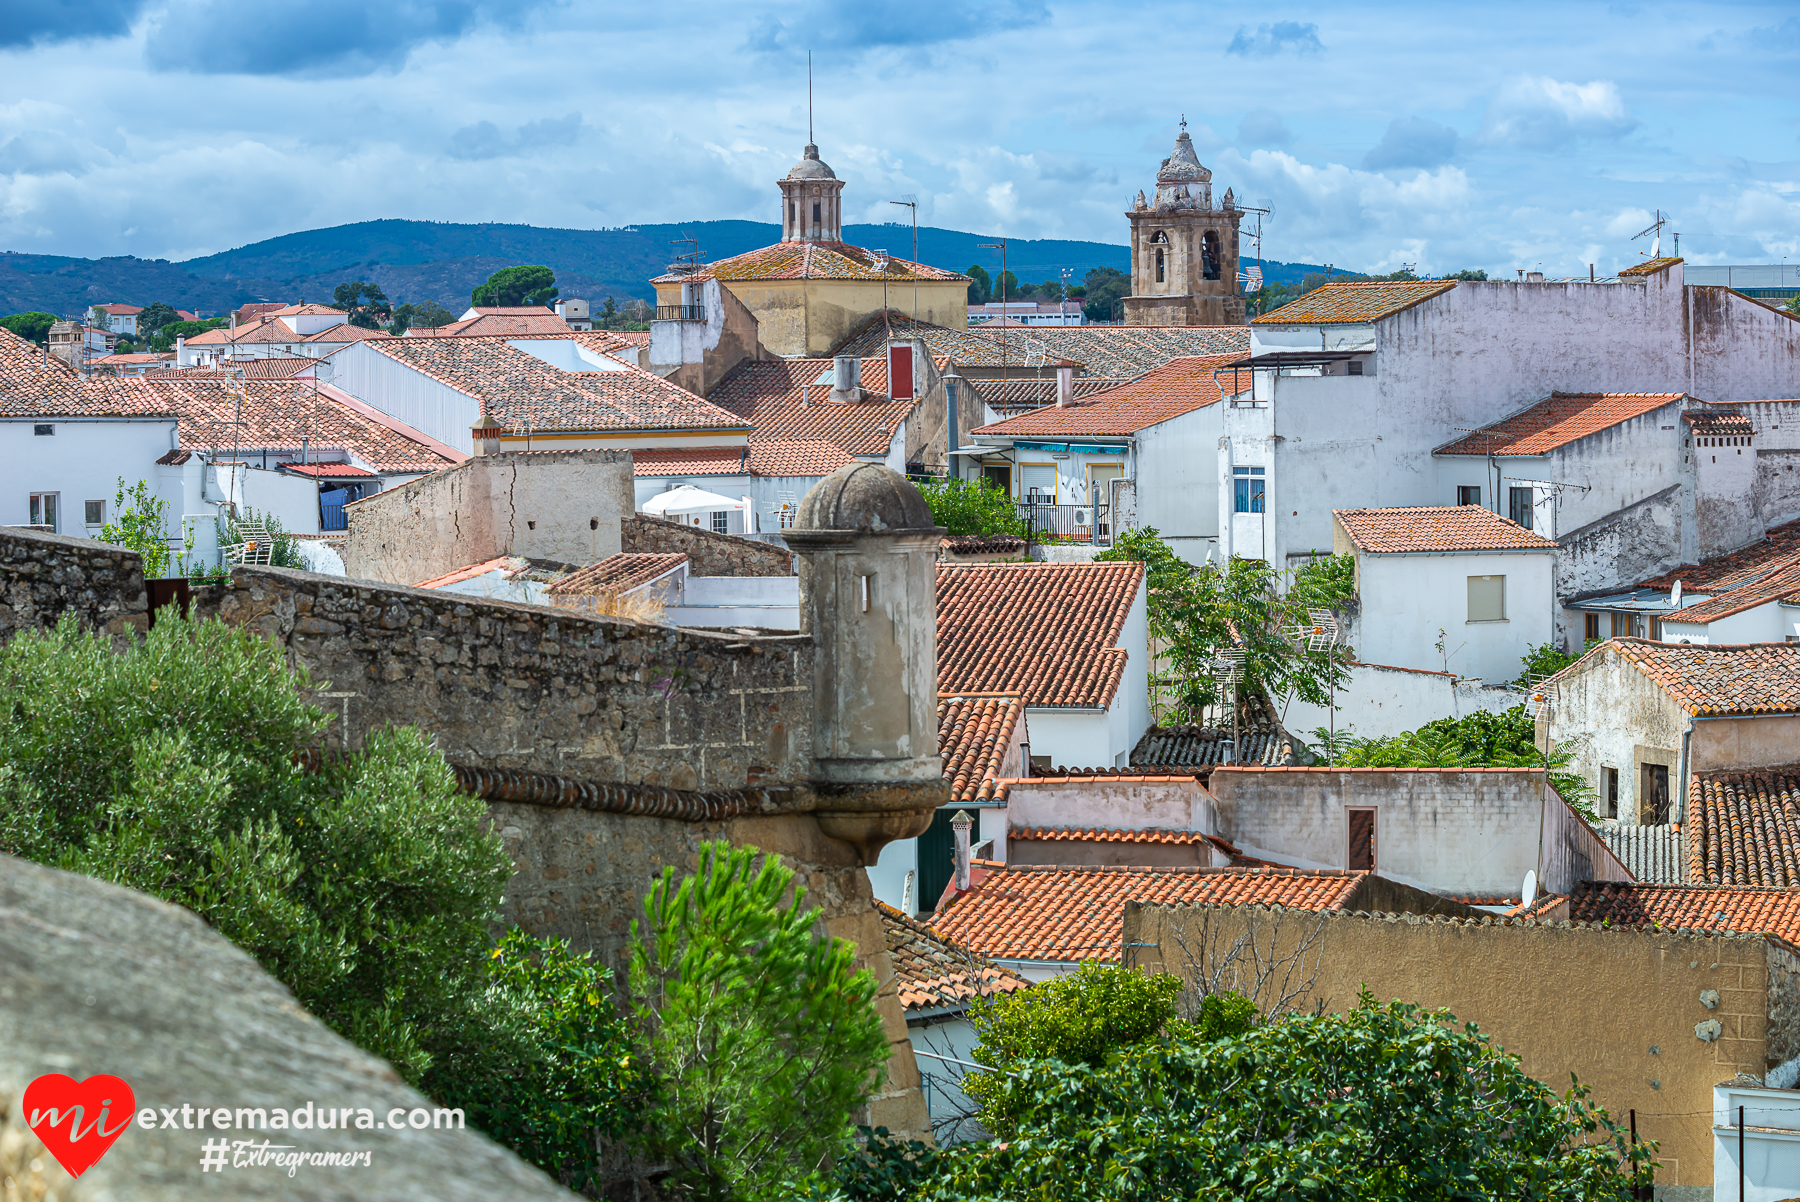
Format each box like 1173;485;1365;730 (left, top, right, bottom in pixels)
1056;364;1073;407
470;401;503;456
951;810;973;890
829;355;861;403
1526;271;1544;284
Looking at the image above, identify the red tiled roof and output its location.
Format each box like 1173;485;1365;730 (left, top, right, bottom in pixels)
364;337;749;436
1662;557;1800;624
1639;518;1800;593
1688;768;1800;887
1569;880;1800;946
1251;280;1457;325
414;556;520;590
708;357;912;458
407;314;573;338
1334;506;1558;553
1684;406;1756;437
936;562;1144;708
545;552;686;597
0;327;177;419
1592;638;1800;716
749;438;856;477
973;354;1238;438
634;447;748;476
933;865;1368;963
878;900;1029;1014
938;694;1023;805
1435;393;1684;456
1011;827;1213;845
279;462;378;478
654;241;967;285
830;314;1251;378
95;303;143;315
93;353;171;365
1620;257;1683;278
468;306;559;317
974;376;1131;415
185;316;392;347
237;357;319;378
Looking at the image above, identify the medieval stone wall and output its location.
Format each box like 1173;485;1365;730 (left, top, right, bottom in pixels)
622;513;795;577
0;526;148;645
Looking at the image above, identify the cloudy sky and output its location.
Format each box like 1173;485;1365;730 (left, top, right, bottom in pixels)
2;0;1797;275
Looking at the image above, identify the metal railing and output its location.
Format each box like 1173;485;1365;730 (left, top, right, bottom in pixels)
1018;501;1112;546
654;305;706;322
320;502;347;531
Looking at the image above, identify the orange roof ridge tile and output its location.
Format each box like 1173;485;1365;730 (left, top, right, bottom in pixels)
1250;279;1456;325
1335;505;1559;553
1436;392;1686;457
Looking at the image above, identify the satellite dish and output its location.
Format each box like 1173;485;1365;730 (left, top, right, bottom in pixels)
1671;579;1683;608
1520;869;1538;910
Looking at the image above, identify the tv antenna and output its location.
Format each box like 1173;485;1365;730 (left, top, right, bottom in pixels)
1210;647;1247;765
889;195;918;321
979;238;1009;372
1235;199;1275;301
1281;608;1343;763
1632;209;1668;258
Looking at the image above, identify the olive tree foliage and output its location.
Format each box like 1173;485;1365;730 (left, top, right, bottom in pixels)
630;840;889;1201
98;477;174;578
1096;528;1354;724
915;478;1026;539
839;994;1653;1201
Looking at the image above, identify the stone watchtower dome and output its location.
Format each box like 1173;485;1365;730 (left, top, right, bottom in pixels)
1122;121;1246;327
780;144;846;242
786;463;946;861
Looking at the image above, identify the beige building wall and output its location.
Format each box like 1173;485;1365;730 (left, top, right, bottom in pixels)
656;278;968;358
344;449;634;584
1127;903;1800;1193
1544;644;1688;823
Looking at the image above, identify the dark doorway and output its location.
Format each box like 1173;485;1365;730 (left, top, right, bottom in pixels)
1641;764;1670;825
1347;808;1376;870
916;808;962;913
1202;230;1221;281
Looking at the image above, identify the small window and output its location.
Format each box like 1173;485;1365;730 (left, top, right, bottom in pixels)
1347;360;1364;375
1584;613;1600;643
1202;230;1221;281
1456;485;1481;506
982;464;1011;497
28;492;58;531
85;500;104;526
1601;767;1619;819
1155;248;1165;283
812;202;820;223
1020;463;1056;502
1641;763;1670;825
710;510;729;534
1508;486;1534;530
1467;574;1506;622
1233;465;1265;514
34;424;53;436
1347;808;1376;870
1611;612;1631;638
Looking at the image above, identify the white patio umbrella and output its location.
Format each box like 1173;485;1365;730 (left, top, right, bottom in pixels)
641;485;748;518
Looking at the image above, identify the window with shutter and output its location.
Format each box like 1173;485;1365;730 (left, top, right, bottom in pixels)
1019;463;1056;502
1347;809;1376;871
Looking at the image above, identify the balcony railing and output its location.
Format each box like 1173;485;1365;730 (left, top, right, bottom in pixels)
655;305;706;322
1018;500;1113;547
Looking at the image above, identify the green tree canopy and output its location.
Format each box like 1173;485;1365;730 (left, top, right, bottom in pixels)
1444;268;1490;280
472;264;558;308
98;478;173;578
136;301;182;335
332;280;392;329
0;311;57;345
388;300;458;334
965;263;992;305
1081;266;1129;322
915;478;1026;539
147;318;226;351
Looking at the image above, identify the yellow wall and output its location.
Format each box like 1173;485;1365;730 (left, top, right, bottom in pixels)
1127;904;1798;1189
656;277;968;357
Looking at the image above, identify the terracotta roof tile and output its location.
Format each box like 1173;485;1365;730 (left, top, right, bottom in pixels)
546;552;687;597
932;865;1367;963
937;694;1023;805
1335;506;1558;553
185;317;392;347
829;312;1250;378
280;462;377;479
1684;406;1756;437
1011;827;1213;845
414;556;522;590
0;327;176;418
364;337;748;436
1597;822;1685;884
936;562;1143;708
1599;638;1800;715
972;354;1238;438
1569;879;1800;946
1639;518;1800;593
1435;393;1684;456
1619;257;1683;277
1687;768;1800;887
1251;280;1457;325
1130;722;1291;768
407;314;573;337
653;242;966;285
237;357;320;378
972;376;1130;415
707;357;912;458
1662;558;1800;624
878;900;1028;1014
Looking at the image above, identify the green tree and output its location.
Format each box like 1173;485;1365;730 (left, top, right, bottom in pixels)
915;478;1026;539
1037;279;1064;301
472;264;558;308
992;270;1019;302
962;962;1182;1137
599;296;620;327
0;311;57;346
1514;640;1579;687
147;317;226;352
1081;266;1129;322
136;302;181;335
876;993;1651;1201
630;840;888;1200
1445;268;1490;281
965;264;992;305
0;615;516;1084
332;280;392;329
98;477;173;578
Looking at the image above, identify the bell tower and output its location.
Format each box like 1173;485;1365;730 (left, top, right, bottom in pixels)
1122;120;1246;326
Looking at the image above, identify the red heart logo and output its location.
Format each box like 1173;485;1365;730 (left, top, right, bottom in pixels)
22;1074;136;1179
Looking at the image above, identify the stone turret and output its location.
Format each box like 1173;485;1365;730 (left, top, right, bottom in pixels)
779;143;846;243
787;462;947;861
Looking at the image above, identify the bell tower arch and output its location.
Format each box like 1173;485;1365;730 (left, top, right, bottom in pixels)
1123;120;1245;326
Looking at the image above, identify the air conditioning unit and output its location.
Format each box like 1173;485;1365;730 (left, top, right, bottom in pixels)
1073;507;1093;525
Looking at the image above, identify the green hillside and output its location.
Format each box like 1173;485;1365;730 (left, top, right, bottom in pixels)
2;217;1329;318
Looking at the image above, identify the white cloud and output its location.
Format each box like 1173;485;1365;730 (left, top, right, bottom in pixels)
1479;76;1636;148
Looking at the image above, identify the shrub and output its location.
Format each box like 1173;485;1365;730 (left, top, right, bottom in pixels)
915;478;1026;539
98;477;173;578
630;840;889;1200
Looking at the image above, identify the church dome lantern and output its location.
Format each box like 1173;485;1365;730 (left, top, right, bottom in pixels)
779;141;847;242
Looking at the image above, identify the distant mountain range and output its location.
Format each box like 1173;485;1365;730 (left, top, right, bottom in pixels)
0;218;1331;319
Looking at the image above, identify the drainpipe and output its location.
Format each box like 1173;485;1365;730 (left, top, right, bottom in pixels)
1677;717;1693;825
951;810;973;890
945;373;959;479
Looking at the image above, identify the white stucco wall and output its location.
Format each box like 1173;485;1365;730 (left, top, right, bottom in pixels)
320;342;480;454
1544;645;1687;824
1663;602;1800;645
1354;549;1555;684
1003;776;1215;833
1135;406;1223;564
2;416;181;540
1282;660;1523;743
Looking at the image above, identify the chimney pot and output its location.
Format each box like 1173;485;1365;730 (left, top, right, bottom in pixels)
1056;365;1073;407
830;355;861;403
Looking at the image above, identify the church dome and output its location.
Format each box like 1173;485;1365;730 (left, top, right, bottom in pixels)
795;463;936;534
1156;131;1212;185
786;144;837;181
